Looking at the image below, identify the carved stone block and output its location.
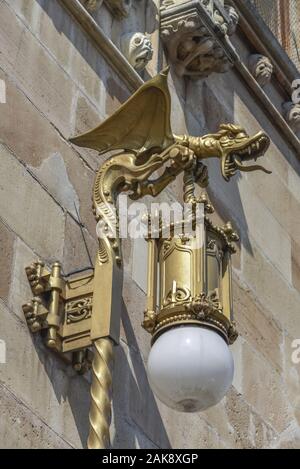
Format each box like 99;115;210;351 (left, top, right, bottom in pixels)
160;0;239;78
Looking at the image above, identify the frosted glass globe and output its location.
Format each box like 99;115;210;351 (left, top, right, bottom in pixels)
147;326;234;412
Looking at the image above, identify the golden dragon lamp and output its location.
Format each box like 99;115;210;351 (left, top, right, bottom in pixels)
70;67;270;425
23;68;271;449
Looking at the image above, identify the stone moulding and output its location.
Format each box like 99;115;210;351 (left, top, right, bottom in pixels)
160;0;239;78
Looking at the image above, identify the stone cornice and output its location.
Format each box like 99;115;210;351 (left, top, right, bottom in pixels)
160;0;239;78
59;0;143;92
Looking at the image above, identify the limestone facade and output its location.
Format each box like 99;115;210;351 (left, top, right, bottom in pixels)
0;0;300;449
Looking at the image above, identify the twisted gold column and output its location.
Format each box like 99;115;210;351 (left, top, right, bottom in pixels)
88;338;114;449
183;168;195;203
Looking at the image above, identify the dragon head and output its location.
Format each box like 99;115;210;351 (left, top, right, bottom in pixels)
212;124;271;181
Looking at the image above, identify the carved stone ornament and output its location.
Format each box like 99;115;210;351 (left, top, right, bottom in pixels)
249;54;273;87
121;32;153;72
104;0;132;19
82;0;132;18
81;0;103;12
283;102;300;134
160;0;239;78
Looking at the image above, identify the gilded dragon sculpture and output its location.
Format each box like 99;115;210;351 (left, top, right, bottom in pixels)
71;68;270;265
70;68;271;449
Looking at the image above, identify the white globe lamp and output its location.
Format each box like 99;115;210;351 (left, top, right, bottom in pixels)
147;325;234;412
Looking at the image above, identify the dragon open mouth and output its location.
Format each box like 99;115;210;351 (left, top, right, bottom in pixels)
222;133;271;180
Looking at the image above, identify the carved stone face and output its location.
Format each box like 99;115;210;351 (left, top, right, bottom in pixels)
289;106;300;127
121;32;153;72
131;33;154;71
284;103;300;133
214;124;271;180
249;55;273;87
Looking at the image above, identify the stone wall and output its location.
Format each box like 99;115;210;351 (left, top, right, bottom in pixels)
0;0;300;449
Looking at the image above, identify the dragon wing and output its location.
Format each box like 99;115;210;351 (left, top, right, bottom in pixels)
70;68;174;155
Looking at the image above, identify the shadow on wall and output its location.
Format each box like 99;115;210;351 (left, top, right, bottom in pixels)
111;299;171;449
27;298;170;449
28;332;90;448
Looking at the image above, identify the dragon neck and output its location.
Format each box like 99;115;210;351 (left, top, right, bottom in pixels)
175;134;221;159
93;161;122;267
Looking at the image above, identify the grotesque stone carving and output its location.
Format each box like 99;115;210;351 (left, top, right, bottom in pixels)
283;102;300;134
82;0;140;20
104;0;132;18
121;32;153;72
225;5;239;35
160;0;239;78
81;0;103;12
249;54;273;87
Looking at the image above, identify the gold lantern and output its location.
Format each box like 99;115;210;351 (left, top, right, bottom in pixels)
143;176;239;346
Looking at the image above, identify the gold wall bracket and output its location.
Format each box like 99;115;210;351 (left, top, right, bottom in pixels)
23;258;117;448
22;260;95;373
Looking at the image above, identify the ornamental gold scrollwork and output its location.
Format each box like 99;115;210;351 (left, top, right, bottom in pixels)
163;286;191;307
146;289;238;345
66;297;93;324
